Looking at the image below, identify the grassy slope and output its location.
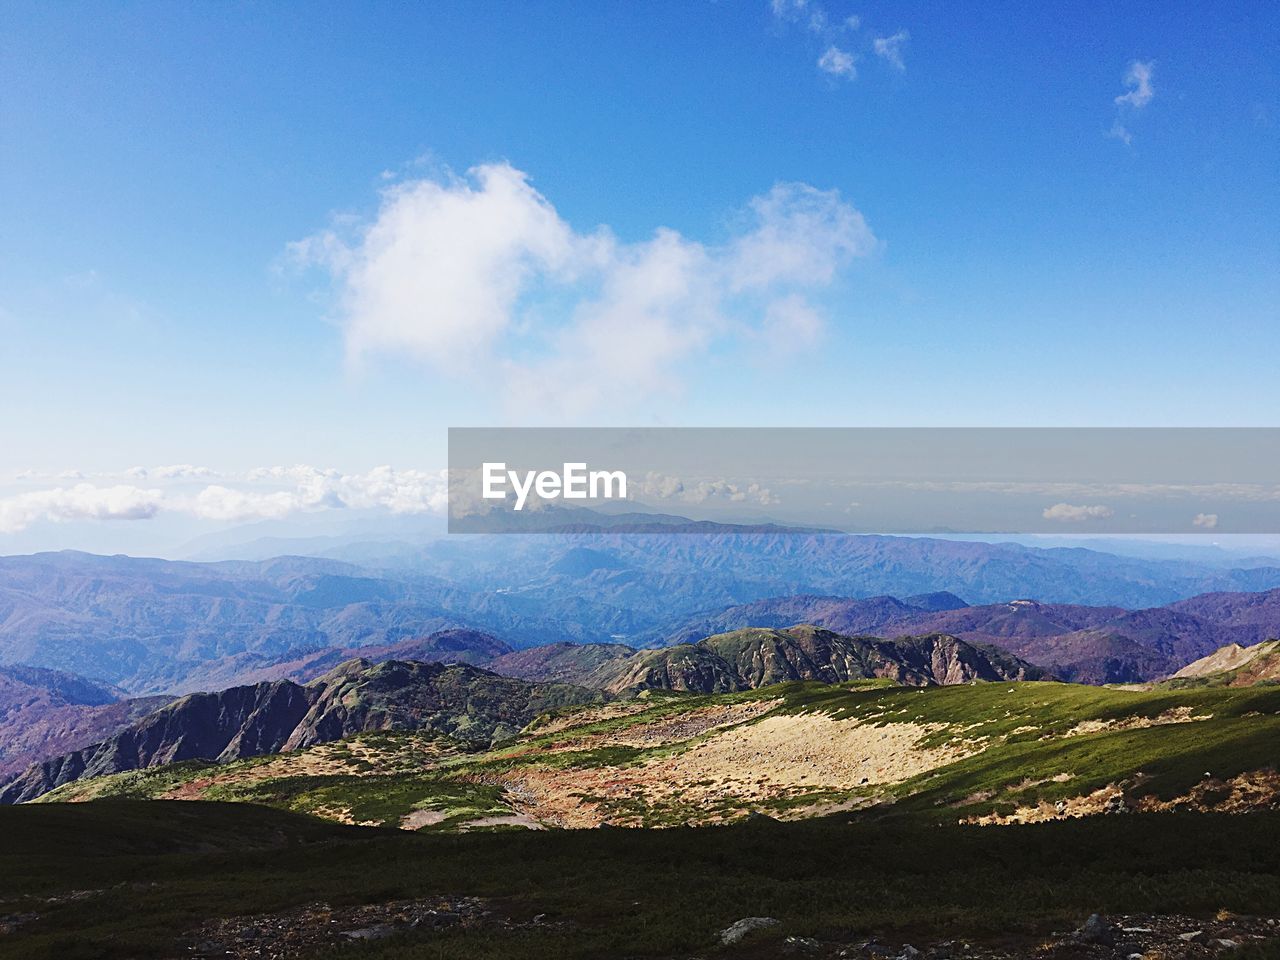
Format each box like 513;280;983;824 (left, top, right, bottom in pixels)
33;680;1280;829
777;680;1280;819
3;802;1280;959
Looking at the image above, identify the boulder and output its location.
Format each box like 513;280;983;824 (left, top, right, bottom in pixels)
1076;913;1115;946
720;916;780;946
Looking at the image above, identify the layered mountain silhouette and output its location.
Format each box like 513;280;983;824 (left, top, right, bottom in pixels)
666;590;1280;684
0;659;599;804
5;539;1280;693
0;665;172;780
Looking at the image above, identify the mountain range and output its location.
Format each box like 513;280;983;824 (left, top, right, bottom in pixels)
0;665;171;780
667;589;1280;684
0;658;599;804
5;539;1280;695
0;624;1045;802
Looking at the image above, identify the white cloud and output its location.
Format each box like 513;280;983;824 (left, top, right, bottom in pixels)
1115;60;1154;108
1108;60;1154;145
1193;512;1219;529
639;472;780;507
292;163;874;417
1107;120;1133;146
186;486;300;522
728;182;875;290
817;45;857;79
0;467;449;533
1042;502;1115;523
126;464;216;480
770;0;809;21
0;484;165;533
774;1;829;34
759;294;825;352
873;30;909;71
289;164;596;370
770;3;896;77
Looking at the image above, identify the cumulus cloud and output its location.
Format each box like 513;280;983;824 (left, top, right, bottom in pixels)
729;182;875;289
873;30;909;71
0;467;449;533
1042;502;1115;523
0;484;164;533
1193;512;1219;529
186;486;300;522
817;45;857;79
289;164;593;370
291;163;875;417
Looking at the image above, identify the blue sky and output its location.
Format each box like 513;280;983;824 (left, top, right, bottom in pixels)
0;1;1277;550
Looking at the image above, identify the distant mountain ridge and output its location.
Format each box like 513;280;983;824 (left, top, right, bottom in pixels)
0;665;173;780
4;540;1280;695
492;625;1046;694
0;659;599;804
664;590;1280;684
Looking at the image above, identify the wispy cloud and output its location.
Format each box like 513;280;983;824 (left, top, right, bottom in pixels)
1115;60;1154;108
1193;512;1219;529
817;45;857;79
873;30;909;71
290;163;874;418
769;2;904;82
1109;60;1154;145
1107;120;1133;146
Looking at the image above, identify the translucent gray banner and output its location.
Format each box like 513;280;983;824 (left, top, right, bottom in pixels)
448;428;1280;534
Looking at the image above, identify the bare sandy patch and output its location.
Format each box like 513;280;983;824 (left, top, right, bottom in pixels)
1136;769;1280;814
400;809;448;830
496;711;980;827
459;812;545;831
1062;705;1207;738
968;769;1280;825
967;783;1125;825
651;712;975;790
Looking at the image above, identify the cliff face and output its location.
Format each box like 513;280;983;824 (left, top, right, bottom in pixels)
596;626;1047;695
0;660;598;804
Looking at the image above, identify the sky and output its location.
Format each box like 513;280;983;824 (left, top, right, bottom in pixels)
0;1;1277;553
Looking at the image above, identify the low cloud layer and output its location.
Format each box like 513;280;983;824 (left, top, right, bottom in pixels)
290;163;874;417
0;466;448;533
1042;502;1116;523
0;484;165;533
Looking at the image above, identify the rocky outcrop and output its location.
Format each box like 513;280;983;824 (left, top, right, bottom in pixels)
1165;639;1280;687
595;626;1047;695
